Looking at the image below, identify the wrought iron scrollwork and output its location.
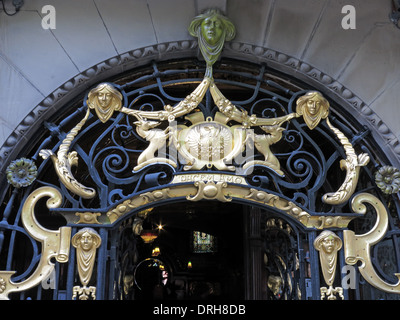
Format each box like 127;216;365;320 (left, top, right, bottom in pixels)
1;8;400;300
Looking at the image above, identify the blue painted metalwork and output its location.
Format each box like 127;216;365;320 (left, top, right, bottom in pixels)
0;58;400;300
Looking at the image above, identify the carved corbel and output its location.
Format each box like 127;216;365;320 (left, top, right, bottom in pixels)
344;193;400;293
0;187;71;300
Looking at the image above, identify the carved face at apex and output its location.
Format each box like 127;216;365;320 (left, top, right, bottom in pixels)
201;15;224;46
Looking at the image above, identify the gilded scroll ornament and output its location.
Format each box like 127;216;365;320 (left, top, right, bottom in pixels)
208;87;338;175
72;227;101;300
123;77;211;122
322;118;370;205
209;82;299;128
53;173;360;231
0;187;71;300
375;165;400;194
314;230;343;300
293;90;370;206
39;108;96;199
6;157;37;188
39;83;122;199
344;193;400;293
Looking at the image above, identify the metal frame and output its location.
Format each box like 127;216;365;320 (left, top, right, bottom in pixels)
1;58;400;300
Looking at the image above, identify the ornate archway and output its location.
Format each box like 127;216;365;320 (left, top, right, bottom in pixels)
1;9;400;300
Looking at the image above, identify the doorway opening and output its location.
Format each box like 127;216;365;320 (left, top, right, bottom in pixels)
115;201;307;300
117;201;245;300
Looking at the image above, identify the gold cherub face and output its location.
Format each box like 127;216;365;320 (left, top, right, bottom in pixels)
314;230;342;254
79;231;95;251
97;90;113;109
87;83;123;123
296;91;329;130
306;96;321;115
321;235;336;254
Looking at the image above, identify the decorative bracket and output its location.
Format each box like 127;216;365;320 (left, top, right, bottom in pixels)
0;187;71;300
344;193;400;293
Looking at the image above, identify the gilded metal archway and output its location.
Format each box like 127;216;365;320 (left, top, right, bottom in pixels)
1;9;400;300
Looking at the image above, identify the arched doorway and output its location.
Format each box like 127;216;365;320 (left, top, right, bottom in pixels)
117;201;246;300
112;200;312;301
1;56;400;300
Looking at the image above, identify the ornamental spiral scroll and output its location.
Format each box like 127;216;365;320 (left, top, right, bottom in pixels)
35;7;370;210
0;187;71;300
344;193;400;293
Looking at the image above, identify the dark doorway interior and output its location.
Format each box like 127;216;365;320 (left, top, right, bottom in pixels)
133;201;245;300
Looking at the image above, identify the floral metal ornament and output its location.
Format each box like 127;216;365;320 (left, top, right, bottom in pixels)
375;165;400;194
6;157;37;188
0;187;71;300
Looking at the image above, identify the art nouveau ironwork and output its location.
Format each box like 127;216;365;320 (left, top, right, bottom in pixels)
1;8;400;300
